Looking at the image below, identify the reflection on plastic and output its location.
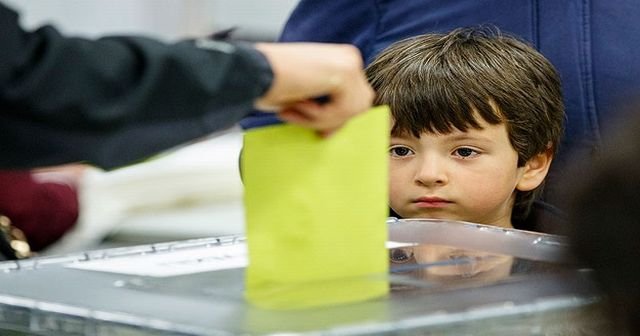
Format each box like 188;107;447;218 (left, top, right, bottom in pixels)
242;106;390;309
389;244;514;286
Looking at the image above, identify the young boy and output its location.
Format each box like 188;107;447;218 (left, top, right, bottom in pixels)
366;27;565;231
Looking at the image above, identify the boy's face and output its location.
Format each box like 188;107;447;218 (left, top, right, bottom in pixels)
389;118;525;228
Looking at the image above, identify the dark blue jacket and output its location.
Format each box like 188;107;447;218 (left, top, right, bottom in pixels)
241;0;640;201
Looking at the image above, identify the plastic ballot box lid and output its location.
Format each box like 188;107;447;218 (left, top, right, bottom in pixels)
0;219;610;335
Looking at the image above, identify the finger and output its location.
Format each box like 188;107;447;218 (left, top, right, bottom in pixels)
318;129;336;138
278;108;332;133
289;99;325;119
291;100;341;129
278;107;340;138
278;107;314;124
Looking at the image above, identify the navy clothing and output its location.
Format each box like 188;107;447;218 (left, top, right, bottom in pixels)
242;0;640;202
1;4;273;169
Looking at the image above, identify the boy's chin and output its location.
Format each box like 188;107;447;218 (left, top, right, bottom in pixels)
399;213;461;222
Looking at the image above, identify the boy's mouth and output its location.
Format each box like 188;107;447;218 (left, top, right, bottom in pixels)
412;197;452;208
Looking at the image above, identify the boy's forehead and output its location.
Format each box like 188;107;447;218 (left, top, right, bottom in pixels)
390;110;499;138
391;126;483;139
389;99;506;137
391;120;511;147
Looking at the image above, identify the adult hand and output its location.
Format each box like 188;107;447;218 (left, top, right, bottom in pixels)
254;43;374;137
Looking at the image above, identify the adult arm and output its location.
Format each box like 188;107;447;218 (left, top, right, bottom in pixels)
0;5;373;168
0;4;372;169
0;4;271;169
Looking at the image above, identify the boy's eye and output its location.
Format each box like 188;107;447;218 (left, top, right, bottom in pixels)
389;248;414;264
453;147;479;158
389;146;414;157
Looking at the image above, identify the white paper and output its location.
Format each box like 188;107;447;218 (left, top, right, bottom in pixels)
67;241;406;277
67;244;248;277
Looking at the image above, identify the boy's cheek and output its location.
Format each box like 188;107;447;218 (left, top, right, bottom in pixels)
388;183;406;215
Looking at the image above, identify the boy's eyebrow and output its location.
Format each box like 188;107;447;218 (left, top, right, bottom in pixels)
390;134;419;142
443;133;495;144
390;131;497;144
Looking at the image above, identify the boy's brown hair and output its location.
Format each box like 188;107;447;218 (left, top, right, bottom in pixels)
366;27;564;223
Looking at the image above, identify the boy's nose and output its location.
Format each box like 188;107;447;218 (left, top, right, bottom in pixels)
414;156;448;187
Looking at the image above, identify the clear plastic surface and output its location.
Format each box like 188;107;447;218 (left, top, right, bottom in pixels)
0;219;610;335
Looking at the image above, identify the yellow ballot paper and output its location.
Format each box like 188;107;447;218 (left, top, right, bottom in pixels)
242;105;390;310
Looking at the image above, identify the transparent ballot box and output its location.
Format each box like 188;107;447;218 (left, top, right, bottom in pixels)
0;219;609;335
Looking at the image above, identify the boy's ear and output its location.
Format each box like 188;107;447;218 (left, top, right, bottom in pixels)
516;146;553;192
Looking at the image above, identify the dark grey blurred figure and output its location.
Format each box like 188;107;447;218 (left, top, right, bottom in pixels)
565;102;640;335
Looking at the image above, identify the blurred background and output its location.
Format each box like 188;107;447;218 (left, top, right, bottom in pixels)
4;0;297;41
1;0;299;254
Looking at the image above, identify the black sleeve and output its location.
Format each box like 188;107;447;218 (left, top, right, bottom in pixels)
0;4;272;169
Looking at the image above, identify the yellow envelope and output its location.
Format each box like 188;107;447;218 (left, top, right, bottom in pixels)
242;105;390;310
